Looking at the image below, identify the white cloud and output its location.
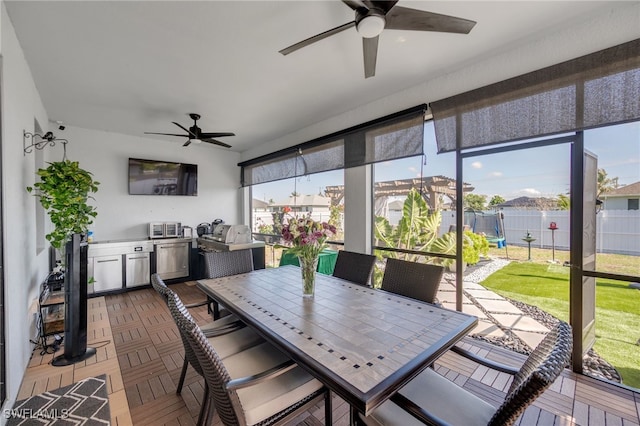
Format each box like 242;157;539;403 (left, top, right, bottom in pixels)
520;188;541;195
408;166;418;173
489;171;503;177
471;161;482;169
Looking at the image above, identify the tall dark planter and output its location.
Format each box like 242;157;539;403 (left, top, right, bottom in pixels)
52;233;95;366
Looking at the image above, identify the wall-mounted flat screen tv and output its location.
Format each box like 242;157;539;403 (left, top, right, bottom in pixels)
128;158;197;196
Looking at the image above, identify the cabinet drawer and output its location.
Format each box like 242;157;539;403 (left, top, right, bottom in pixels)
126;253;150;287
91;255;123;292
155;242;190;280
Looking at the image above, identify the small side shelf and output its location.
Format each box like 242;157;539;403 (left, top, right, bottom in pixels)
38;281;65;352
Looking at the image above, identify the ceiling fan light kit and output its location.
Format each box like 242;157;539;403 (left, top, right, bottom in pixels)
280;0;476;78
356;12;385;38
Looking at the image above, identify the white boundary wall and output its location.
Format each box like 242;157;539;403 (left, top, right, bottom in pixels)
440;210;640;255
253;209;640;255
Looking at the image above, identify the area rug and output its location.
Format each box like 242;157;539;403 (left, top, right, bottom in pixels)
7;375;110;425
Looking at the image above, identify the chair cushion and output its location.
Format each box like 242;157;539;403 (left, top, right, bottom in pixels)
365;368;495;426
208;326;264;359
223;343;323;425
200;313;239;334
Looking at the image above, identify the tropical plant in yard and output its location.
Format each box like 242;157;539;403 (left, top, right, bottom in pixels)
328;204;344;240
557;193;571;210
375;188;489;269
374;188;441;262
489;195;506;207
464;193;488;211
597;168;619;198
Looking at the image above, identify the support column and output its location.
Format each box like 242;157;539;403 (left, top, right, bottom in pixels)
344;165;372;254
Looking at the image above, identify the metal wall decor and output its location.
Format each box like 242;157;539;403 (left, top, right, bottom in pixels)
23;130;68;157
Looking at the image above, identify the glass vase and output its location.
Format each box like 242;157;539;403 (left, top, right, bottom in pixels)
298;256;318;298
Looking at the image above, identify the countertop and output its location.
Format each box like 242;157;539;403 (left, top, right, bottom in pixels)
197;237;265;252
87;237;196;256
89;237;195;245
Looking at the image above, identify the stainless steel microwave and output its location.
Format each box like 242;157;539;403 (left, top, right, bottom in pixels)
149;222;181;239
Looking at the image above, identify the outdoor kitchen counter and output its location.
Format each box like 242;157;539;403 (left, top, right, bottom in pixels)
89;237;196;245
196;237;265;252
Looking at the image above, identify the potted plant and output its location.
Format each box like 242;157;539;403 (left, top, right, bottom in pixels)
27;159;100;251
280;215;336;297
27;159;99;365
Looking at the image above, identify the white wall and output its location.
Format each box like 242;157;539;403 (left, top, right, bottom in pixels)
604;197;635;211
54;126;242;241
1;1;51;410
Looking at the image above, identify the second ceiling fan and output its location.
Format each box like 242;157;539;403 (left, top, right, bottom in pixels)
279;0;476;78
145;113;235;148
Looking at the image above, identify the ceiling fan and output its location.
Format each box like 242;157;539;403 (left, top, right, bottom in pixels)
144;113;235;148
279;0;476;78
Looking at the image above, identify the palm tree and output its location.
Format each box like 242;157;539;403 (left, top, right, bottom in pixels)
557;193;570;210
597;168;619;198
489;195;505;207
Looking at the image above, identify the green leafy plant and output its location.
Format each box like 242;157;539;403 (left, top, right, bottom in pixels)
375;188;489;272
462;230;489;264
428;230;489;267
374;188;441;262
464;193;487;211
27;160;100;249
328;204;344;240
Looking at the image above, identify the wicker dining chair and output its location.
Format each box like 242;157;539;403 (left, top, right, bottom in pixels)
151;275;262;394
332;250;377;286
168;293;333;426
202;250;254;319
163;289;266;426
151;273;241;332
357;321;572;426
380;258;445;305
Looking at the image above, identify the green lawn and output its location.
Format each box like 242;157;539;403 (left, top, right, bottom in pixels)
480;262;640;389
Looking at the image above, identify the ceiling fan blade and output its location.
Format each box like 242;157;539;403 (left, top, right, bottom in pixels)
342;0;367;11
385;6;476;34
199;132;235;138
172;121;197;137
144;132;188;137
202;138;232;148
279;21;356;55
183;140;192;147
362;0;398;13
363;35;378;78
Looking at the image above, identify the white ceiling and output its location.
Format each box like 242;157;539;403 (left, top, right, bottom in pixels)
4;1;634;153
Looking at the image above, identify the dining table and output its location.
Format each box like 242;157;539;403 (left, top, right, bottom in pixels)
196;265;477;419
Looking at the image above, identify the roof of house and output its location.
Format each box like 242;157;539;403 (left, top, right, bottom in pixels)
252;199;270;209
602;181;640;198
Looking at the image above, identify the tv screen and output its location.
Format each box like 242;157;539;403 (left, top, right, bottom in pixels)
128;158;197;196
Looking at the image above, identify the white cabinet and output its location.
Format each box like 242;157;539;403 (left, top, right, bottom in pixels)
155;241;190;280
88;240;154;293
89;255;123;292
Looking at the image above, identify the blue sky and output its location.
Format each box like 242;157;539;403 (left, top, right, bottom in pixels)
253;120;639;203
